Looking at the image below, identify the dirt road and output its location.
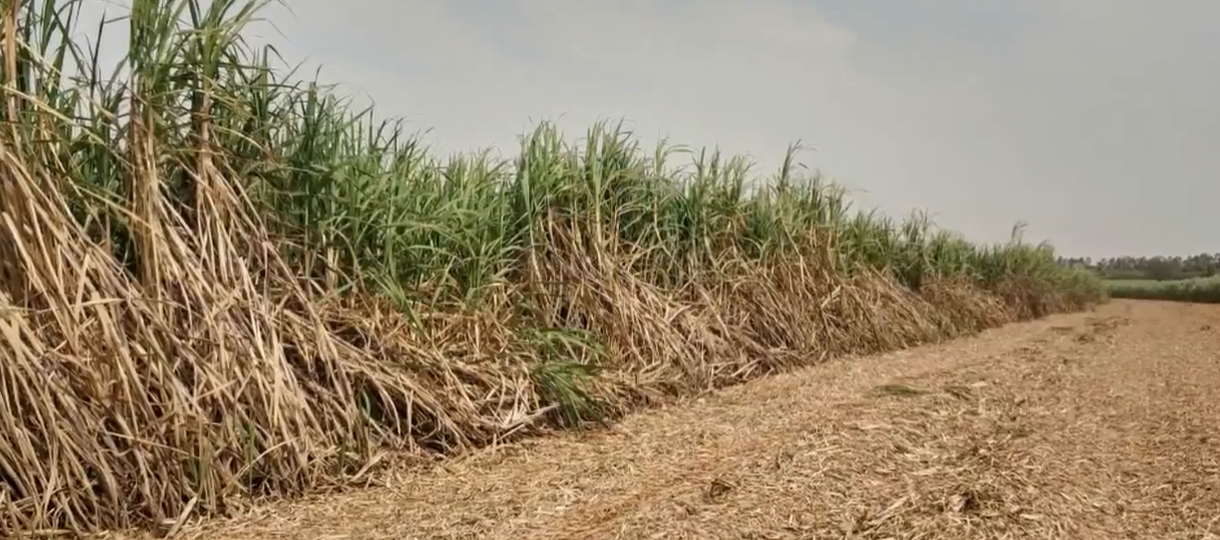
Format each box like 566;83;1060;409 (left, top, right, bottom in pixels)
159;300;1220;539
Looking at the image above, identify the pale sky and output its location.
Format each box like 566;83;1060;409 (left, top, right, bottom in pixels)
83;0;1219;258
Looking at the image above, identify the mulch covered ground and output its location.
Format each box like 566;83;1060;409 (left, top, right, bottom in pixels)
111;300;1220;539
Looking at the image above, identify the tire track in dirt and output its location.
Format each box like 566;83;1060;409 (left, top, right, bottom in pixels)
116;300;1220;540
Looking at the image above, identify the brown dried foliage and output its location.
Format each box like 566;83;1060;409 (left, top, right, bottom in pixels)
0;16;1098;540
0;148;1098;536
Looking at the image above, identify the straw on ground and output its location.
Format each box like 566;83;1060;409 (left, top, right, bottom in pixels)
120;300;1220;540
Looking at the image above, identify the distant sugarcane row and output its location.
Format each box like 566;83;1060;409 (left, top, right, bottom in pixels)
0;0;1103;535
1059;255;1220;282
1105;277;1220;304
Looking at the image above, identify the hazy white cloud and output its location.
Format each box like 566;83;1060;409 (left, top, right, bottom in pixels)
83;0;1220;257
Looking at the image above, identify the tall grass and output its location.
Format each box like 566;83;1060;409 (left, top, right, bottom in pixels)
1106;277;1220;303
0;0;1102;534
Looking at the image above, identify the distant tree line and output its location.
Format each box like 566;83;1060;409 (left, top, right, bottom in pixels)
1057;253;1220;281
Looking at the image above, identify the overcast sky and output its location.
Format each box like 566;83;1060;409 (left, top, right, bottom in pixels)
85;0;1219;258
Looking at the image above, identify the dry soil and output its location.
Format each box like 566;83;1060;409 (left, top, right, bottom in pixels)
119;300;1220;539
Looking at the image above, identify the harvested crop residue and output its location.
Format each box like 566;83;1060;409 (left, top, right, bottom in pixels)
129;300;1220;539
